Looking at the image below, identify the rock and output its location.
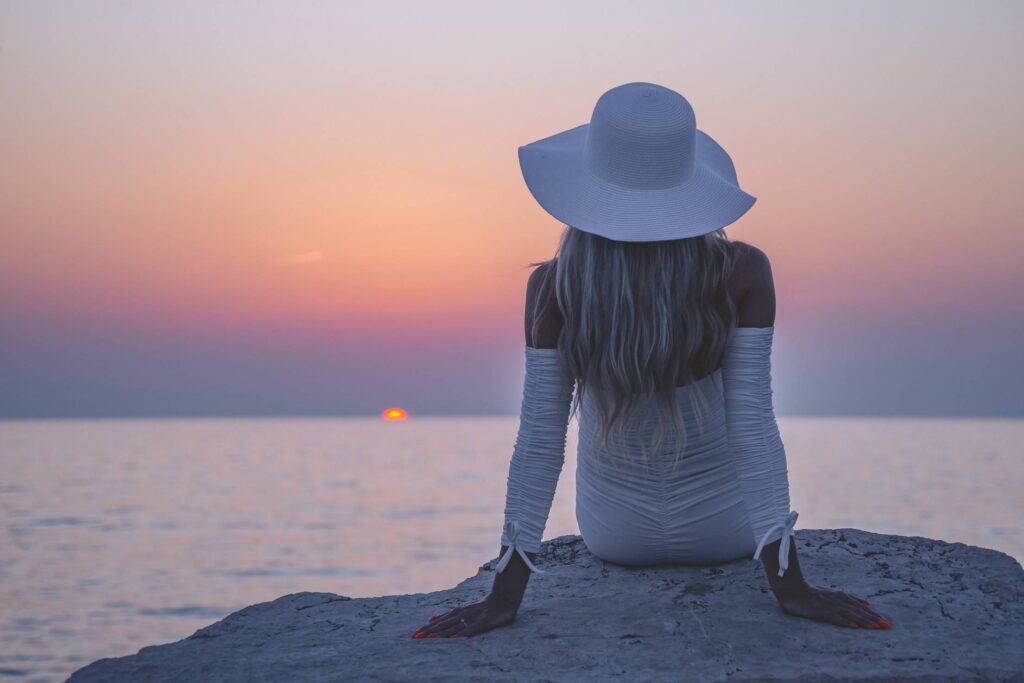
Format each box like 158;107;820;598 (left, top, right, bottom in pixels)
68;528;1023;682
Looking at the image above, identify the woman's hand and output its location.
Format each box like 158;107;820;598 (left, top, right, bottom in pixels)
411;593;519;639
759;534;891;629
776;582;891;629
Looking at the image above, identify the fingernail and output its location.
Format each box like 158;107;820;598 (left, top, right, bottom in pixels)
428;633;439;638
429;616;439;623
413;633;423;639
848;620;859;628
868;621;879;628
880;617;891;628
453;634;461;638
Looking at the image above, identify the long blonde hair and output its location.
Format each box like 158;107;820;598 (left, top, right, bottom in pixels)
528;225;740;471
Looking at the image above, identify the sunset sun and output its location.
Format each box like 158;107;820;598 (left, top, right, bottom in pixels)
380;407;408;421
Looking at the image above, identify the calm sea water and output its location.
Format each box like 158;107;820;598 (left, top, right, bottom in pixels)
1;417;1021;681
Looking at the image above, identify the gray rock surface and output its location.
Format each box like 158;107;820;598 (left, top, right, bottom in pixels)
69;528;1023;682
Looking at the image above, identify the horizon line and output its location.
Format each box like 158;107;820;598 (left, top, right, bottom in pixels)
1;413;1021;422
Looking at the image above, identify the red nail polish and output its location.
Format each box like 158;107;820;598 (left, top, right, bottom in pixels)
848;620;859;628
428;633;439;638
868;621;878;628
453;634;461;638
429;616;438;623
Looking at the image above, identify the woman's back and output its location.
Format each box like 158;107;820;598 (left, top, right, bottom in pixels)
517;238;779;566
575;350;757;566
524;238;777;382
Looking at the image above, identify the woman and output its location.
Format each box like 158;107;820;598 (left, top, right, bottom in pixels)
412;82;890;640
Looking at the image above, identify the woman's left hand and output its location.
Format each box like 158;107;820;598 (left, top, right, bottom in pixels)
776;583;891;629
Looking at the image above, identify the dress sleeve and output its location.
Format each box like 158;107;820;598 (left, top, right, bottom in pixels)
721;326;800;577
496;345;575;575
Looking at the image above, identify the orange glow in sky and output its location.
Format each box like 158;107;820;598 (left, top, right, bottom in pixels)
1;2;1021;418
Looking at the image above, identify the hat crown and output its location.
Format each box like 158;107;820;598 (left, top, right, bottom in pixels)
584;82;697;190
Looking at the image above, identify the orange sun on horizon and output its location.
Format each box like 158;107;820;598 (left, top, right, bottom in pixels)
380;407;409;421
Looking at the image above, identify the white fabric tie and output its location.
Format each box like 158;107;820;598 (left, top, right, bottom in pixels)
753;510;799;577
496;519;546;574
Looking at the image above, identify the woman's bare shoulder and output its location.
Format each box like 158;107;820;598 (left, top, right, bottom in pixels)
730;240;771;273
728;240;775;328
525;259;562;348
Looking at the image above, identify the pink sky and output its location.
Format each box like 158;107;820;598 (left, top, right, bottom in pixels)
1;1;1021;417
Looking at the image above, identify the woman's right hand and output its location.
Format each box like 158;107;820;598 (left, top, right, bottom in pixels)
411;593;519;639
776;582;891;629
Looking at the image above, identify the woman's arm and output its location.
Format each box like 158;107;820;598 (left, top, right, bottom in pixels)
726;244;891;629
489;544;537;611
490;263;571;603
722;325;797;570
412;265;570;639
758;534;809;596
725;245;795;571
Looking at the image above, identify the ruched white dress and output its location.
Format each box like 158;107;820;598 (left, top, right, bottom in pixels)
496;326;798;578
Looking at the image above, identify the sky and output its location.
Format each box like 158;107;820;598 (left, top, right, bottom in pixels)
1;0;1022;418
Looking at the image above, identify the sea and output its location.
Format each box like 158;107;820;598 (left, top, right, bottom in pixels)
1;417;1021;682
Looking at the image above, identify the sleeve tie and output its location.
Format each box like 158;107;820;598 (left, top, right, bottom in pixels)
753;510;799;577
496;519;546;574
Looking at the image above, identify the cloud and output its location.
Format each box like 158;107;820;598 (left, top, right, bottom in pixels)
283;251;324;265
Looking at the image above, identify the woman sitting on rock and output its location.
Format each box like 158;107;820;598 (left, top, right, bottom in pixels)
413;82;891;639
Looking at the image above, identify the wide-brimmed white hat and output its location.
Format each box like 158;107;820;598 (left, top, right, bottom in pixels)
518;82;756;242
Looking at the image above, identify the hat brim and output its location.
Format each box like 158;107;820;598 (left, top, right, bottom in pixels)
518;123;756;242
